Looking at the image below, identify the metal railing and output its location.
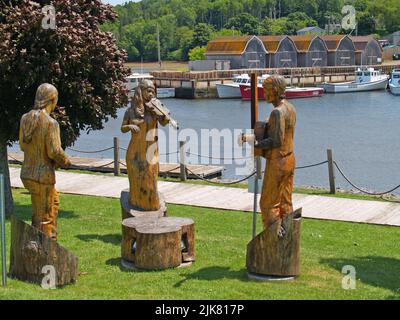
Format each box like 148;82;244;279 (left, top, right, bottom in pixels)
10;139;400;196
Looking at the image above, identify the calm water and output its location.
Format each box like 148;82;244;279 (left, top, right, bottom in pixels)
11;91;400;193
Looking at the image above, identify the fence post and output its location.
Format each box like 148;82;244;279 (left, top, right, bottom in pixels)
113;137;120;176
179;140;187;182
0;174;6;287
327;149;336;194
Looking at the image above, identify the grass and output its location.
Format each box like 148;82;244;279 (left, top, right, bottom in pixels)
0;189;399;300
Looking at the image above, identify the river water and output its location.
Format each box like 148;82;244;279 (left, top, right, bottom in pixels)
10;91;400;193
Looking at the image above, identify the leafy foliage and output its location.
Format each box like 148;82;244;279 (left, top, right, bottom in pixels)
0;0;129;146
107;0;398;62
188;46;207;61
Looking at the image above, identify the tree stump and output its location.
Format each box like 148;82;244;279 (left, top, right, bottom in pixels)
120;189;167;220
9;216;78;286
246;208;302;277
121;216;195;270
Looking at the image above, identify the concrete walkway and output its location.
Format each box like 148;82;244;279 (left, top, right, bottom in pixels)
9;167;400;227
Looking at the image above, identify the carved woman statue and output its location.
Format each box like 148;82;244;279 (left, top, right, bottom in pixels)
121;80;176;211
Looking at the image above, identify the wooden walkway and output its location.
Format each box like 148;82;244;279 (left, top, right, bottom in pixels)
9;168;400;227
8;152;224;179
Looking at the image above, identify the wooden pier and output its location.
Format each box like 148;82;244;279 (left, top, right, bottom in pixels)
8;152;224;180
152;64;400;99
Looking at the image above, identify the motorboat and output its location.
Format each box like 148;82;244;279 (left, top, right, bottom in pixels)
239;75;324;100
322;68;389;93
389;69;400;95
216;74;250;98
125;73;175;98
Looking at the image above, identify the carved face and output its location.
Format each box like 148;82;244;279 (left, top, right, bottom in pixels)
142;86;156;103
263;77;276;103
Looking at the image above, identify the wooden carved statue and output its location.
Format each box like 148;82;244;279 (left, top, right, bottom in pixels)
257;75;297;236
243;75;302;278
19;83;71;240
119;80;194;270
121;79;178;212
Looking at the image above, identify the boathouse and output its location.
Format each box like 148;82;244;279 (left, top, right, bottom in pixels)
321;35;356;66
290;35;328;67
351;36;383;65
258;36;298;68
205;35;267;69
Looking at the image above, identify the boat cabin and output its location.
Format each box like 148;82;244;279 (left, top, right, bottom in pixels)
355;68;385;83
125;73;154;92
232;74;251;85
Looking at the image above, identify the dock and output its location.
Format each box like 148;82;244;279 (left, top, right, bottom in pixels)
152;64;399;99
8;152;224;180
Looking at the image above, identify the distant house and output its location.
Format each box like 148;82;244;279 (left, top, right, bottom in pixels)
258;36;298;68
297;26;324;36
351;36;382;65
389;31;400;46
290;35;328;67
205;35;267;69
321;35;356;66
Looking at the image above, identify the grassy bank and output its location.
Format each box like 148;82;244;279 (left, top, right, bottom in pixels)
0;189;399;300
125;61;189;72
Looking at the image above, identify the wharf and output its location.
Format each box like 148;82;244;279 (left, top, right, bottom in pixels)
8;152;224;180
152;64;399;99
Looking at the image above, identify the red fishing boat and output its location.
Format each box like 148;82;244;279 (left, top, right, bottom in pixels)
239;83;324;100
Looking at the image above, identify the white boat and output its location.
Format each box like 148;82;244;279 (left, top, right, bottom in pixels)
125;73;175;98
322;68;389;93
389;69;400;96
216;74;250;98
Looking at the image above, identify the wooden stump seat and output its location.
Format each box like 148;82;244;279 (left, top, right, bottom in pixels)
121;216;195;270
246;208;302;277
9;216;78;286
120;189;167;220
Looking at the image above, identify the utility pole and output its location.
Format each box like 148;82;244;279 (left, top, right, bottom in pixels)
157;24;162;69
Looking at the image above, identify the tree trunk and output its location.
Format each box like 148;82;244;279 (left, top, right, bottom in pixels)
0;139;14;216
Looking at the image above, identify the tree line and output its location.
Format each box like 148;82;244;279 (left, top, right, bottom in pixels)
101;0;400;61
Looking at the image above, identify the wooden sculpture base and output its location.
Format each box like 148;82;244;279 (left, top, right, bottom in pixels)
120;190;167;220
9;216;78;286
246;208;302;278
121;216;195;271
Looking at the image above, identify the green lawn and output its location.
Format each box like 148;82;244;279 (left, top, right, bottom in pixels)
0;189;399;300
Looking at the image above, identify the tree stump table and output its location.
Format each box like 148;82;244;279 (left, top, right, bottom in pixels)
121;216;195;270
120;190;167;220
246;208;302;280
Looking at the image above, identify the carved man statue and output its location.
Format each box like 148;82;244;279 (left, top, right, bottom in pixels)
19;84;71;240
121;79;177;212
256;75;296;237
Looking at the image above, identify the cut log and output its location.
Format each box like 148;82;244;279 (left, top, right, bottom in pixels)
120;189;167;220
121;216;195;270
246;208;302;277
9;216;78;286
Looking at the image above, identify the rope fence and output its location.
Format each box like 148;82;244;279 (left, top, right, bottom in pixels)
8;138;400;195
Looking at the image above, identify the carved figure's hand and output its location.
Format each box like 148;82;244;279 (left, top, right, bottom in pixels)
129;125;140;133
64;158;72;168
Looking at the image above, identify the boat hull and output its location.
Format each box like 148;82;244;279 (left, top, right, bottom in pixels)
323;78;388;93
389;84;400;95
216;84;242;99
239;85;324;100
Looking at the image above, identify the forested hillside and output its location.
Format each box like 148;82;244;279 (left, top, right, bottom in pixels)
101;0;400;61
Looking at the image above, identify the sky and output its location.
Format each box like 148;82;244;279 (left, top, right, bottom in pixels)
102;0;137;5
